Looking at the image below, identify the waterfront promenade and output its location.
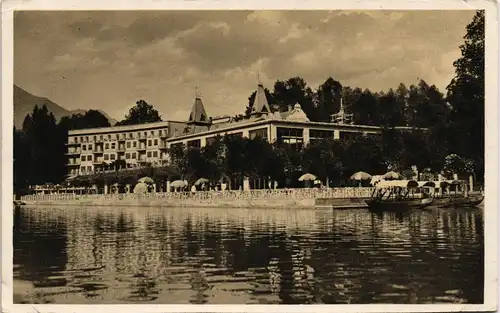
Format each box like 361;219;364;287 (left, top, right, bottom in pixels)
20;187;374;209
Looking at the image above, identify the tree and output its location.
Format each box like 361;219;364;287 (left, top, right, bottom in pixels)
350;89;379;125
222;135;247;189
405;80;449;128
201;135;227;182
446;11;485;180
59;110;111;131
13;127;31;194
168;143;189;180
314;77;343;122
21;105;66;185
117;100;162;125
272;77;316;120
377;89;405;127
341;135;386;181
301;139;344;186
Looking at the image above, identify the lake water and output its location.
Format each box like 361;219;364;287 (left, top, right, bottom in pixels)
13;205;484;304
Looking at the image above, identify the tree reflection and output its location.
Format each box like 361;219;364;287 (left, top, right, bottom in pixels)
14;208;68;289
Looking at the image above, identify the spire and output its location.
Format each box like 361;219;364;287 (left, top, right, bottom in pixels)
251;81;271;115
188;88;209;124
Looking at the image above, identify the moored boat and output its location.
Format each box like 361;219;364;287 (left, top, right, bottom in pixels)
430;180;484;208
365;180;434;211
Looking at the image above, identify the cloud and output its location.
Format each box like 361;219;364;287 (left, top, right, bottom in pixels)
14;10;476;121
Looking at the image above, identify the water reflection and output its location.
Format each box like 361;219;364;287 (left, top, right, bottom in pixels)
13;206;483;304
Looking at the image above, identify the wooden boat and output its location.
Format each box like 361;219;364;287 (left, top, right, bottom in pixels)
365;197;434;211
431;181;484;208
365;180;434;211
434;194;484;208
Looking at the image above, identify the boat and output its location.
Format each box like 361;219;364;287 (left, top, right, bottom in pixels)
431;181;484;208
435;194;484;208
365;180;434;211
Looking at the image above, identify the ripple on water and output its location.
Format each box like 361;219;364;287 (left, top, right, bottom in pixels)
13;206;484;304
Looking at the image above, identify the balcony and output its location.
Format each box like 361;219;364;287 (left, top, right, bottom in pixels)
93;149;104;154
66;150;81;155
137;146;147;151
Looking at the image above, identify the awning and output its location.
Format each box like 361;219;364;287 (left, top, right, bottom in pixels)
376;180;419;189
417;181;436;188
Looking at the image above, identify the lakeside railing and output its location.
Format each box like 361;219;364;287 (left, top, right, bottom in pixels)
20;187;375;202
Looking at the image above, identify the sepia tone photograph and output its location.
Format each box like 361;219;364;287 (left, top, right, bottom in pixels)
5;4;496;311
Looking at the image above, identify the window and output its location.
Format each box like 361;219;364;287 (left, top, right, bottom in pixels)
88;155;93;161
144;131;147;136
110;154;116;160
310;129;334;143
249;128;268;140
88;144;92;150
105;143;109;149
125;153;130;159
228;132;243;139
133;141;137;148
93;136;96;142
111;143;116;149
80;136;84;142
187;139;201;149
127;142;131;148
148;139;152;146
151;131;154;136
87;166;92;172
81;155;86;161
132;152;137;159
85;136;89;142
108;134;111;140
129;133;133;139
153;151;158;157
82;145;87;151
147;151;152;158
339;131;362;142
277;127;304;150
104;154;109;161
81;166;86;173
100;135;103;140
154;139;158;145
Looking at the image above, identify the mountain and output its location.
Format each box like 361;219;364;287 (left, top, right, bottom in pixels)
13;85;117;128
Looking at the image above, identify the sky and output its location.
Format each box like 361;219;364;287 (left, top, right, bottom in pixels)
14;10;476;121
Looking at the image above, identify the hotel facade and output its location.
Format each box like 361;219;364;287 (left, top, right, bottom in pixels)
66;83;413;177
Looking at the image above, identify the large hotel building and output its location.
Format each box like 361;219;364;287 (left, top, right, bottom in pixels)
66;82;411;177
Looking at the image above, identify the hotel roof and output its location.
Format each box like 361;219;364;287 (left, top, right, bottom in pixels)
250;84;271;115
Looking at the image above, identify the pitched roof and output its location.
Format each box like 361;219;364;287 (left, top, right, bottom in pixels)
188;96;209;124
250;84;271;115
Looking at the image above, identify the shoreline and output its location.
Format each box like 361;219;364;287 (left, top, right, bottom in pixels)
19;188;374;209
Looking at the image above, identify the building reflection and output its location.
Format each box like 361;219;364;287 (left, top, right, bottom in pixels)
13;206;484;304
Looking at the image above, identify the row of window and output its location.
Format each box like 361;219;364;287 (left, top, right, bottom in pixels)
81;155;94;162
249;128;268;140
80;166;93;173
70;129;168;144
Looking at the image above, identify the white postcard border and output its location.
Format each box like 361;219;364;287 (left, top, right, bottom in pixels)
1;0;498;312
